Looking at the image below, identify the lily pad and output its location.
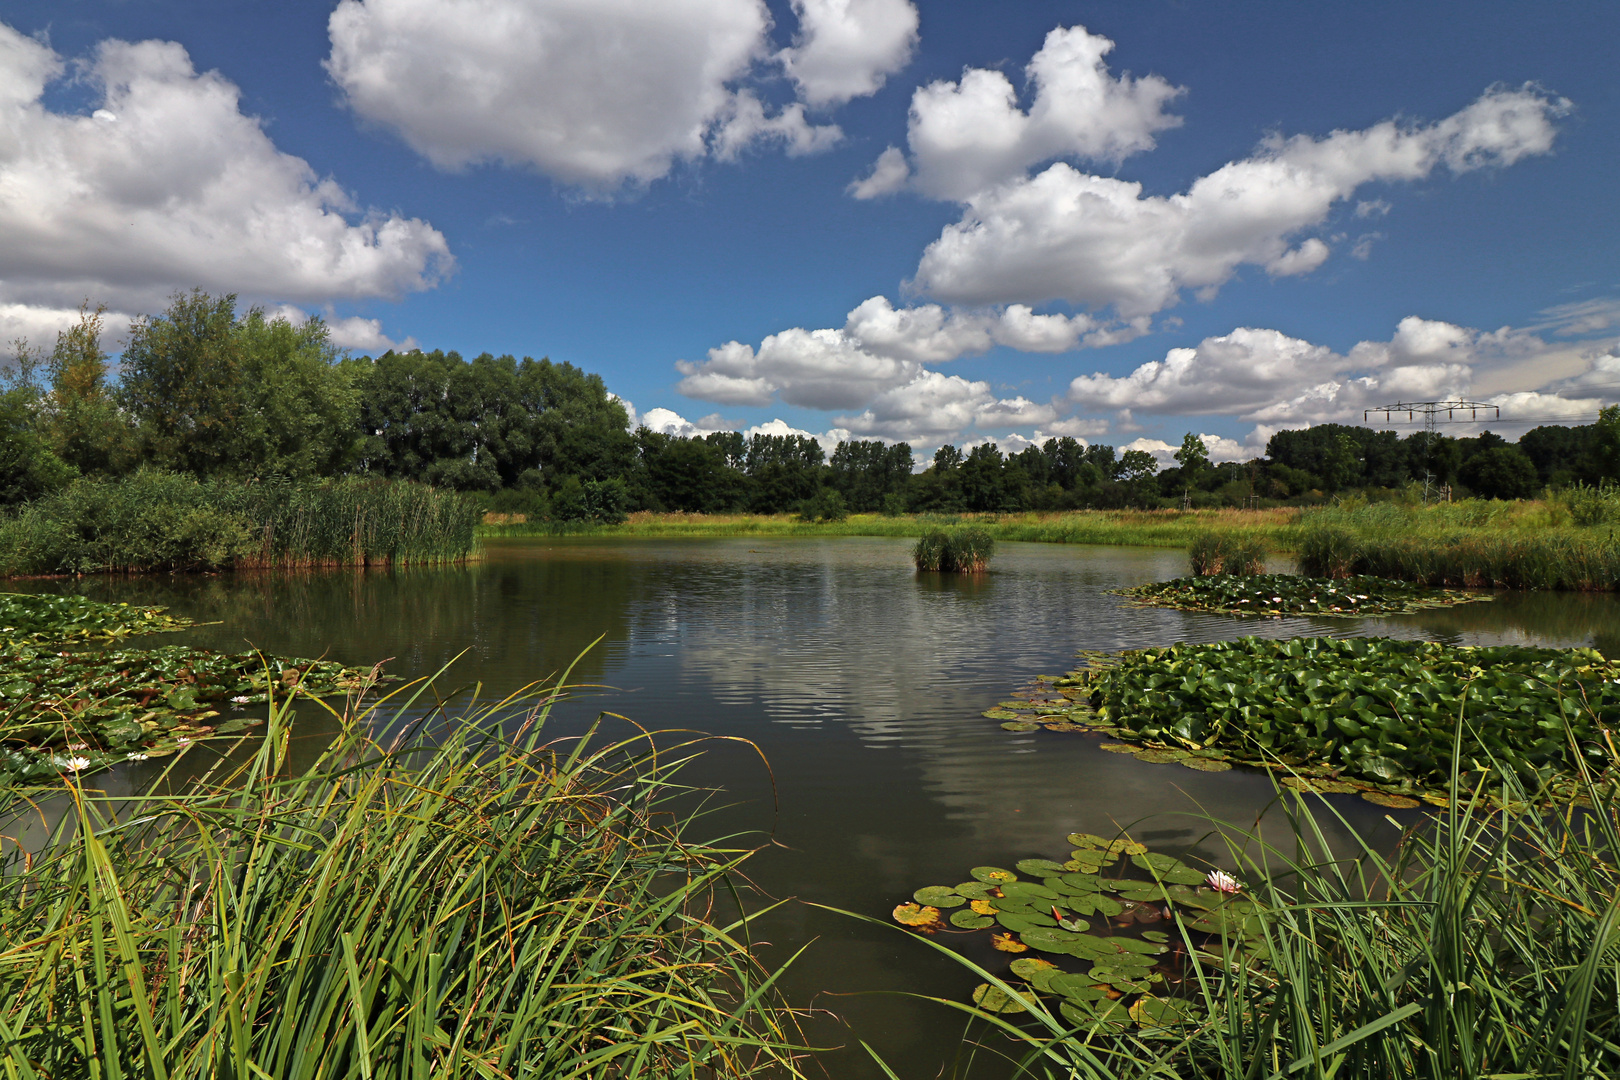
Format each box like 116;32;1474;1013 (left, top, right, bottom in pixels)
996;911;1057;933
950;910;994;929
1130;995;1195;1030
982;708;1019;720
1098;743;1139;754
970;866;1018;884
971;983;1030;1014
1131;853;1208;886
991;932;1028;953
1180;757;1233;772
1131;748;1189;764
892;903;941;929
1015;858;1068;877
1000;880;1059;902
1361;791;1422;809
954;881;995;899
913;886;965;908
1009;956;1060;985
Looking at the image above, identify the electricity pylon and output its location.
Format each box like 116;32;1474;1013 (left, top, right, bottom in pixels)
1363;400;1501;502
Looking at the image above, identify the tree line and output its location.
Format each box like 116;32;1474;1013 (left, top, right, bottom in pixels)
2;292;1612;521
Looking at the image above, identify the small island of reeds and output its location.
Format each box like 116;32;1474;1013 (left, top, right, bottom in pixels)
913;525;996;573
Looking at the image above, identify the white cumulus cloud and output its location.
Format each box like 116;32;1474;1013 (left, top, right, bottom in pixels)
855;24;1183;202
911;84;1569;314
778;0;918;107
0;22;452;319
328;0;856;192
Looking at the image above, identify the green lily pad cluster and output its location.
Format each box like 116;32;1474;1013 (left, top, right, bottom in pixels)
893;833;1265;1033
1117;574;1487;619
0;592;197;648
0;645;382;785
1000;636;1618;806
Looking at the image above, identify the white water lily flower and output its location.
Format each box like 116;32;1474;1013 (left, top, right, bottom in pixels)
62;756;91;772
1206;870;1242;894
126;752;149;761
1271;597;1283;603
231;695;251;704
67;742;88;751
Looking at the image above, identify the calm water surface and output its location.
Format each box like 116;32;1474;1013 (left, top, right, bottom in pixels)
30;537;1620;1076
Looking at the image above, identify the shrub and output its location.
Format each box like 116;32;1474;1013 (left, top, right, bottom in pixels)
913;526;995;573
797;487;849;523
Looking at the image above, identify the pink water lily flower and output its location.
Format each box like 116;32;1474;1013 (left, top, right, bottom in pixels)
1206;869;1242;894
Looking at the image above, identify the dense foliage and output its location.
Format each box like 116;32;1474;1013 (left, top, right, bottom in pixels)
914;526;996;572
0;471;479;575
0;293;1608;522
0;591;195;647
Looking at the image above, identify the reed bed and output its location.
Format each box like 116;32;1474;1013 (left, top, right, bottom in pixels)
1298;524;1620;590
0;472;479;576
914;527;996;573
1186;532;1267;576
859;717;1620;1079
0;674;808;1077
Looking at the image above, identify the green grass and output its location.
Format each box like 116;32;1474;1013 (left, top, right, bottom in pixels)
0;471;480;576
481;508;1296;549
0;668;809;1077
857;723;1620;1078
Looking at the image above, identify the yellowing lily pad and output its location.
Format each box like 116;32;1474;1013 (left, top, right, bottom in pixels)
971;983;1030;1014
971;866;1017;884
991;932;1028;953
1180;757;1233;772
1361;791;1422;809
892;903;941;929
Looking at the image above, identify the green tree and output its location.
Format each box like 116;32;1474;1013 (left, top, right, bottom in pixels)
1593;405;1620;481
0;343;75;505
41;302;137;477
1174;433;1210;491
1460;445;1540;500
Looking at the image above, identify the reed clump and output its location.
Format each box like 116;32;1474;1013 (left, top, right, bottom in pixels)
1297;523;1620;590
0;676;808;1077
0;471;480;576
868;721;1620;1078
914;526;996;573
1186;531;1266;576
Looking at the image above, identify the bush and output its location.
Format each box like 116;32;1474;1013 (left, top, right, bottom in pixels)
797;487;849;523
1186;531;1266;576
1555;482;1620;527
913;526;995;573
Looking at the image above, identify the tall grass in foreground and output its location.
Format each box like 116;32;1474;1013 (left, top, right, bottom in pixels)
914;527;996;573
0;674;808;1077
860;725;1620;1078
0;471;480;575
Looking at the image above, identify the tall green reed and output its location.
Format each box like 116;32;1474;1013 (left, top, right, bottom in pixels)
0;669;809;1077
914;527;996;573
855;705;1620;1078
0;471;479;575
1187;532;1266;576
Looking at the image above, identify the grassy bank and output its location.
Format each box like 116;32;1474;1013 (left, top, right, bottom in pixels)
482;507;1294;548
0;676;808;1077
0;471;480;576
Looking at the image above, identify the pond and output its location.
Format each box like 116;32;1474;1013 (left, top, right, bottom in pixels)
23;536;1620;1076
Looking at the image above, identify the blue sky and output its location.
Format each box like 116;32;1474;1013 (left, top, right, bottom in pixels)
1;1;1616;461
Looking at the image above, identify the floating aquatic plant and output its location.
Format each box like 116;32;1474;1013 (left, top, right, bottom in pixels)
889;831;1262;1034
1118;572;1486;618
0;645;384;788
0;591;195;648
982;635;1620;807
